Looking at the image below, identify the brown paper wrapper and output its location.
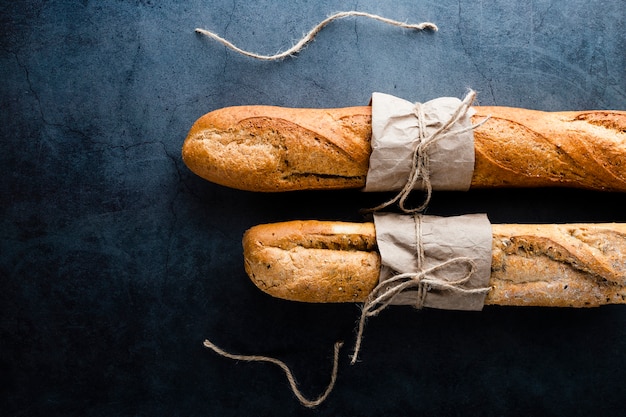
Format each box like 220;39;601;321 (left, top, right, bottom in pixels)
364;92;475;192
373;213;492;311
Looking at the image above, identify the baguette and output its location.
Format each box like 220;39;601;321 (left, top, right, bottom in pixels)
243;220;626;307
182;105;626;192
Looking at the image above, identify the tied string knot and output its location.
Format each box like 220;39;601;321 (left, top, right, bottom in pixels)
366;89;489;214
350;256;487;364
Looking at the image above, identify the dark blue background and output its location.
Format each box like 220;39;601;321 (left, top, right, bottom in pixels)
2;1;625;415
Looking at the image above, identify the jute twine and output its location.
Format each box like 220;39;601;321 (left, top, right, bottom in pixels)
195;11;437;60
365;90;490;214
203;339;343;408
350;215;491;363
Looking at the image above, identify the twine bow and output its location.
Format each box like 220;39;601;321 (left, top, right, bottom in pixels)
350;256;489;364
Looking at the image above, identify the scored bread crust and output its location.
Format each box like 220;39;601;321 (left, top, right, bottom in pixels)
182;106;372;191
243;220;626;307
472;107;626;190
182;104;626;192
243;221;380;303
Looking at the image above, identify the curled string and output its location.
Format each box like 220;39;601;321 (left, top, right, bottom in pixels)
350;256;489;364
365;89;490;214
203;339;343;408
195;11;438;61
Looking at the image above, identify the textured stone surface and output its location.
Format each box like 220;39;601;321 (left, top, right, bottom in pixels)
1;1;625;415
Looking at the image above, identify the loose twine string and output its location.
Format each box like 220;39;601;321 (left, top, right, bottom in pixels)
195;11;438;60
203;339;343;408
365;90;490;214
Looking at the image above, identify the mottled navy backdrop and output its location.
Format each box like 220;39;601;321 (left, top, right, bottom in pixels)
1;1;625;416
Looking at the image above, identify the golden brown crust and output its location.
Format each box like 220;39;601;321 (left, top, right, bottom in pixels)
243;221;380;303
243;221;626;307
182;106;372;191
487;223;626;307
183;104;626;192
472;107;626;190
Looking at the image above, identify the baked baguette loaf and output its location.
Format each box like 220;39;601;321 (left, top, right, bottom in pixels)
182;105;626;192
243;220;626;307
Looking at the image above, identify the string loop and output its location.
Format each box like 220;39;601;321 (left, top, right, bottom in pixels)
350;214;491;364
350;257;488;364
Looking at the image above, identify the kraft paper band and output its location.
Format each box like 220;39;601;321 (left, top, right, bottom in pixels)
364;92;476;193
373;212;492;311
